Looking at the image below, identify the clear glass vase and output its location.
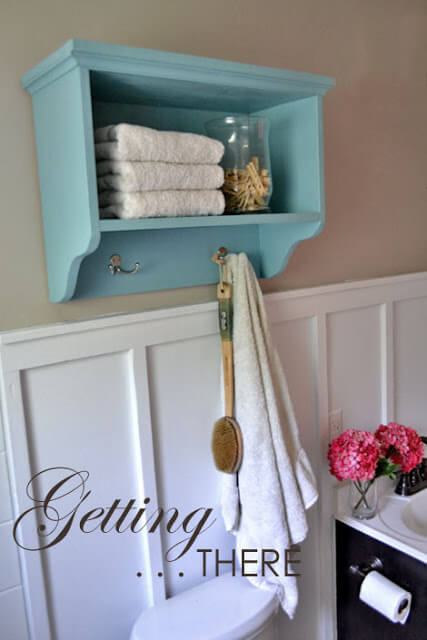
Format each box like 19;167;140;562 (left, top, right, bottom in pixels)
205;115;272;213
349;480;378;519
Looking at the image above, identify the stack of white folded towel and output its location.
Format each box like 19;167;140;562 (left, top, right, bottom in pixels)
94;124;225;219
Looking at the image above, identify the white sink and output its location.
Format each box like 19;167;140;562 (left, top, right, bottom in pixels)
401;491;427;537
337;483;427;564
379;489;427;542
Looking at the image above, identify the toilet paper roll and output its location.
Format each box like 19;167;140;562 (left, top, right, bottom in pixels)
359;571;412;624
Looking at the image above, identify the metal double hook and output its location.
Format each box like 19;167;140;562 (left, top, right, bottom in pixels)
108;254;140;275
108;247;228;279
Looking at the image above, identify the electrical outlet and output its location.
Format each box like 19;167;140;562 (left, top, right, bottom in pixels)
329;409;343;441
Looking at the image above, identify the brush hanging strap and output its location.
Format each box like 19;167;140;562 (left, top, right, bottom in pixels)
218;283;232;341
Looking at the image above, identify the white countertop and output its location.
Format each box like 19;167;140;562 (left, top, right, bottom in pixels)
335;482;427;565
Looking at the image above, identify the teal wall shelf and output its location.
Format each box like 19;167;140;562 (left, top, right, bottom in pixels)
22;39;335;302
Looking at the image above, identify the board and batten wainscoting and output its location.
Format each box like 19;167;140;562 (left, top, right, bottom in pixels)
1;271;427;640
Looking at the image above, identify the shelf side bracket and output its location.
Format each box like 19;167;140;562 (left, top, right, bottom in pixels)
30;64;100;301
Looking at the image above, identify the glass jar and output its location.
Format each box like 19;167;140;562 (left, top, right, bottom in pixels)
205;115;272;213
349;480;378;520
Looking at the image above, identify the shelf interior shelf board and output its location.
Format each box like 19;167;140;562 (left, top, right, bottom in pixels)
99;212;322;232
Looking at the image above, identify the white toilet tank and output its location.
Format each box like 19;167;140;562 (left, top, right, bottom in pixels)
130;572;279;640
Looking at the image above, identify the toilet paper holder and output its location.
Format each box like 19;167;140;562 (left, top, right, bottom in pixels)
351;557;411;620
349;555;383;578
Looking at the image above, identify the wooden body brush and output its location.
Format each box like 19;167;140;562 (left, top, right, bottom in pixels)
211;249;243;474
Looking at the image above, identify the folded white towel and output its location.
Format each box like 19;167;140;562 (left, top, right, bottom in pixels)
95;124;224;164
98;189;225;219
221;253;318;619
96;160;224;192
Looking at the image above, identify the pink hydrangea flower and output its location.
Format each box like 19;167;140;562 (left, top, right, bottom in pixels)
375;422;424;473
328;429;379;481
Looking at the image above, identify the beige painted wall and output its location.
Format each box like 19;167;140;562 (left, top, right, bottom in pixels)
1;0;426;331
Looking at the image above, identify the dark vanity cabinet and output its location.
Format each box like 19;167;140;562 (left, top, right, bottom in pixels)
336;521;427;639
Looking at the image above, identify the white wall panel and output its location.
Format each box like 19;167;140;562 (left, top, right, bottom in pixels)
1;271;426;640
395;297;427;432
327;306;382;431
147;335;235;597
0;452;12;523
19;352;152;640
0;587;30;640
0;523;21;591
0;409;4;451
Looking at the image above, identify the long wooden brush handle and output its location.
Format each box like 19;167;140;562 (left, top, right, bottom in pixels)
222;340;234;418
217;282;234;418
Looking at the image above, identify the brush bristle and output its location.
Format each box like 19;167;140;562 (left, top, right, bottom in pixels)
212;417;242;473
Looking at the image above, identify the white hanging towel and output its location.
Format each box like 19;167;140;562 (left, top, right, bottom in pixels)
221;253;318;619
